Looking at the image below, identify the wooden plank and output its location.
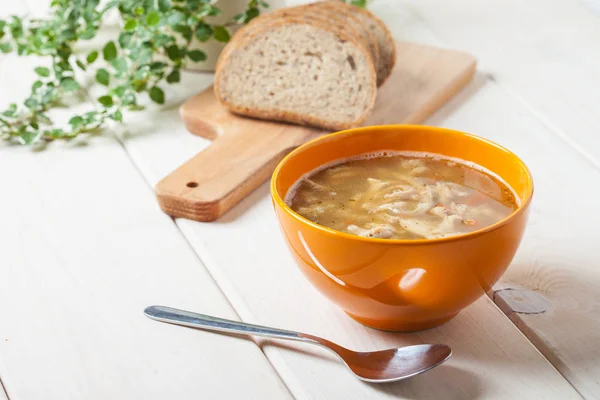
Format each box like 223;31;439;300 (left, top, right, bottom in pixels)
115;59;581;400
427;75;600;398
0;56;291;399
372;1;600;397
0;5;29;400
397;0;600;167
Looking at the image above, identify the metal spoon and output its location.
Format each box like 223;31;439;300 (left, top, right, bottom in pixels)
144;305;451;383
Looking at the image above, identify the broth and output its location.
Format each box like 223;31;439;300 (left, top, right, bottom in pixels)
286;152;518;240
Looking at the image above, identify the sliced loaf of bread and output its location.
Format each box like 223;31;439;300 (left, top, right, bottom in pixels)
215;21;377;130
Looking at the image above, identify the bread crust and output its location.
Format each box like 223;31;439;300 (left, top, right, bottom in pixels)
303;1;381;83
322;1;396;86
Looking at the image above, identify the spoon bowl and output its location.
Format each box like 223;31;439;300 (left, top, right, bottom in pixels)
144;305;451;383
322;341;451;382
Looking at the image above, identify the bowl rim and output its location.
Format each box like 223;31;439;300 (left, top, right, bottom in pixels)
271;124;534;246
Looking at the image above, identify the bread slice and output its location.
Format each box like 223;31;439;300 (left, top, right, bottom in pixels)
322;1;396;86
215;21;377;130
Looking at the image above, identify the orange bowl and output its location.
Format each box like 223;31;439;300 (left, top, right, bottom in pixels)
271;125;533;331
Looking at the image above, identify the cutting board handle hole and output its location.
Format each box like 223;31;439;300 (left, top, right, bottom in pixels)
186;182;199;188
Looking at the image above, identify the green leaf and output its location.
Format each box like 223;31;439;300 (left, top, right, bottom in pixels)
61;78;81;92
1;103;17;117
30;121;39;130
112;57;128;75
146;11;160;26
41;87;59;105
173;24;192;41
153;33;173;47
245;7;260;22
20;130;42;145
24;98;38;109
166;44;182;61
158;0;172;12
34;67;50;77
349;0;367;7
103;41;117;61
187;49;206;62
0;43;11;53
79;27;96;40
69;116;83;129
195;23;213;42
198;4;221;17
87;50;99;64
16;44;27;55
110;109;123;122
32;80;43;91
83;111;101;124
124;19;138;31
166;69;180;83
212;26;230;43
118;32;134;48
235;7;259;23
56;61;72;73
186;15;197;26
122;93;137;106
134;46;153;63
60;28;77;41
112;85;127;98
9;16;23;39
96;68;110;86
187;0;200;10
57;46;73;60
37;113;52;124
133;65;150;80
150;62;168;71
0;19;5;31
76;59;87;71
167;10;186;25
149;86;165;104
98;95;114;107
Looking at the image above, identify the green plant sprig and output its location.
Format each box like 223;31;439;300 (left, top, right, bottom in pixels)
0;0;268;145
0;0;364;145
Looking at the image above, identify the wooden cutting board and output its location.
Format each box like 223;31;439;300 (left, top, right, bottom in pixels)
156;42;476;222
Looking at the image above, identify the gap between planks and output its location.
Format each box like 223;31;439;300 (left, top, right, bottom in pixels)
0;377;9;400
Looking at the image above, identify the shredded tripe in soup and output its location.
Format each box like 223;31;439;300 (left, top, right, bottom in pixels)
286;151;518;240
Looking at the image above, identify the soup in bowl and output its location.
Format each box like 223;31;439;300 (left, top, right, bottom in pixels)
271;125;533;331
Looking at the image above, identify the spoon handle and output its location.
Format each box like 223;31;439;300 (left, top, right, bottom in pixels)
144;305;306;342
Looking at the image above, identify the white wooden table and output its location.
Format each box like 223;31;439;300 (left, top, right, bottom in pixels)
2;0;599;398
